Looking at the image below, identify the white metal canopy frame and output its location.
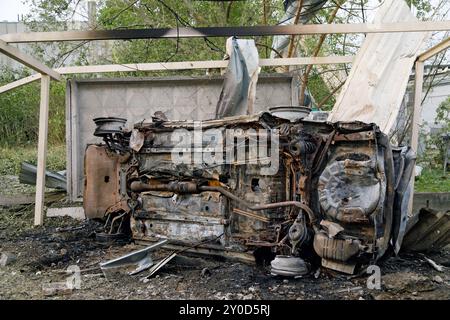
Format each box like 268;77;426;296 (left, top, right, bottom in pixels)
0;23;449;226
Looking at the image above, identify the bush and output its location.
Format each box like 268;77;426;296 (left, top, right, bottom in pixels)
417;96;450;169
0;67;66;147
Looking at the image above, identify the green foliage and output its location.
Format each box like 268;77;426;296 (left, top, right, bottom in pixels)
435;96;450;132
97;0;283;63
1;0;443;150
415;168;449;193
308;73;336;110
431;96;450;167
0;67;66;146
417;96;450;168
416;91;450;191
405;0;433;19
24;0;92;67
0;144;66;176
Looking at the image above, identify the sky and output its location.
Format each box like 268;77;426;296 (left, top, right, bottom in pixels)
0;0;30;22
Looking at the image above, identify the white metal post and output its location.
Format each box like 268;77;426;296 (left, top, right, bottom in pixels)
411;61;425;153
34;74;51;226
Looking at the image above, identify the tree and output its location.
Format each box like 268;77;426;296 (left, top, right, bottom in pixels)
1;0;447;148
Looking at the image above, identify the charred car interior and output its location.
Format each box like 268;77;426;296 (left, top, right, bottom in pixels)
83;112;415;276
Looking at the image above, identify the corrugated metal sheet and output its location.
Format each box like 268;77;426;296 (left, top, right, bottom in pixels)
402;208;450;252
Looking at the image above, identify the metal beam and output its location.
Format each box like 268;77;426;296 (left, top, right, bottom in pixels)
1;21;449;43
418;37;450;62
0;74;42;94
0;56;355;94
408;60;425;219
411;61;425;154
0;39;61;80
259;56;354;66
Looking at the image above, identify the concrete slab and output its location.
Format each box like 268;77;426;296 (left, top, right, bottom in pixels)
47;207;86;220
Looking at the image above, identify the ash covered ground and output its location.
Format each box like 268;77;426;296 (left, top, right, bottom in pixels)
1;210;449;300
0;176;449;300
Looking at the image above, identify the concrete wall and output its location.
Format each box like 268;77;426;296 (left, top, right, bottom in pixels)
391;68;449;152
66;74;298;200
420;72;450;132
413;192;450;214
416;69;450;156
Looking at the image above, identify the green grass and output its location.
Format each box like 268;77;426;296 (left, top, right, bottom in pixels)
0;144;66;176
415;168;450;193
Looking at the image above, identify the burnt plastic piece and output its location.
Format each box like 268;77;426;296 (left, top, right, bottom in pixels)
313;232;360;262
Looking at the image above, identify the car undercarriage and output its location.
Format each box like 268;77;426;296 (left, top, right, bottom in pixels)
83;112;415;275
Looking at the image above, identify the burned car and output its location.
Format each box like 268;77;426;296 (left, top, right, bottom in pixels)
83;112;414;275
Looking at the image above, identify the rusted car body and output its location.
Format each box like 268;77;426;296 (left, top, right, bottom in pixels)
84;112;414;274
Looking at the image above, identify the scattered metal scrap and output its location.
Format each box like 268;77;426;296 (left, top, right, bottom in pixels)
421;255;445;272
142;251;178;280
19;162;66;190
402;208;450;253
99;239;168;278
0;252;16;267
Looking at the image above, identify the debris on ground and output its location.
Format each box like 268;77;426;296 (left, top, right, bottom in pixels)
0;203;449;300
99;240;167;278
402;208;449;252
0;252;16;267
422;255;445;272
42;283;74;297
19;162;66;191
47;207;85;220
201;268;211;277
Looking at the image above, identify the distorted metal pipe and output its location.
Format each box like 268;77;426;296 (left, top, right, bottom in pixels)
130;181;319;231
199;186;319;232
129;181;199;194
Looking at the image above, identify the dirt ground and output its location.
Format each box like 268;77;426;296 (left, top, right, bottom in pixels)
0;177;449;300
